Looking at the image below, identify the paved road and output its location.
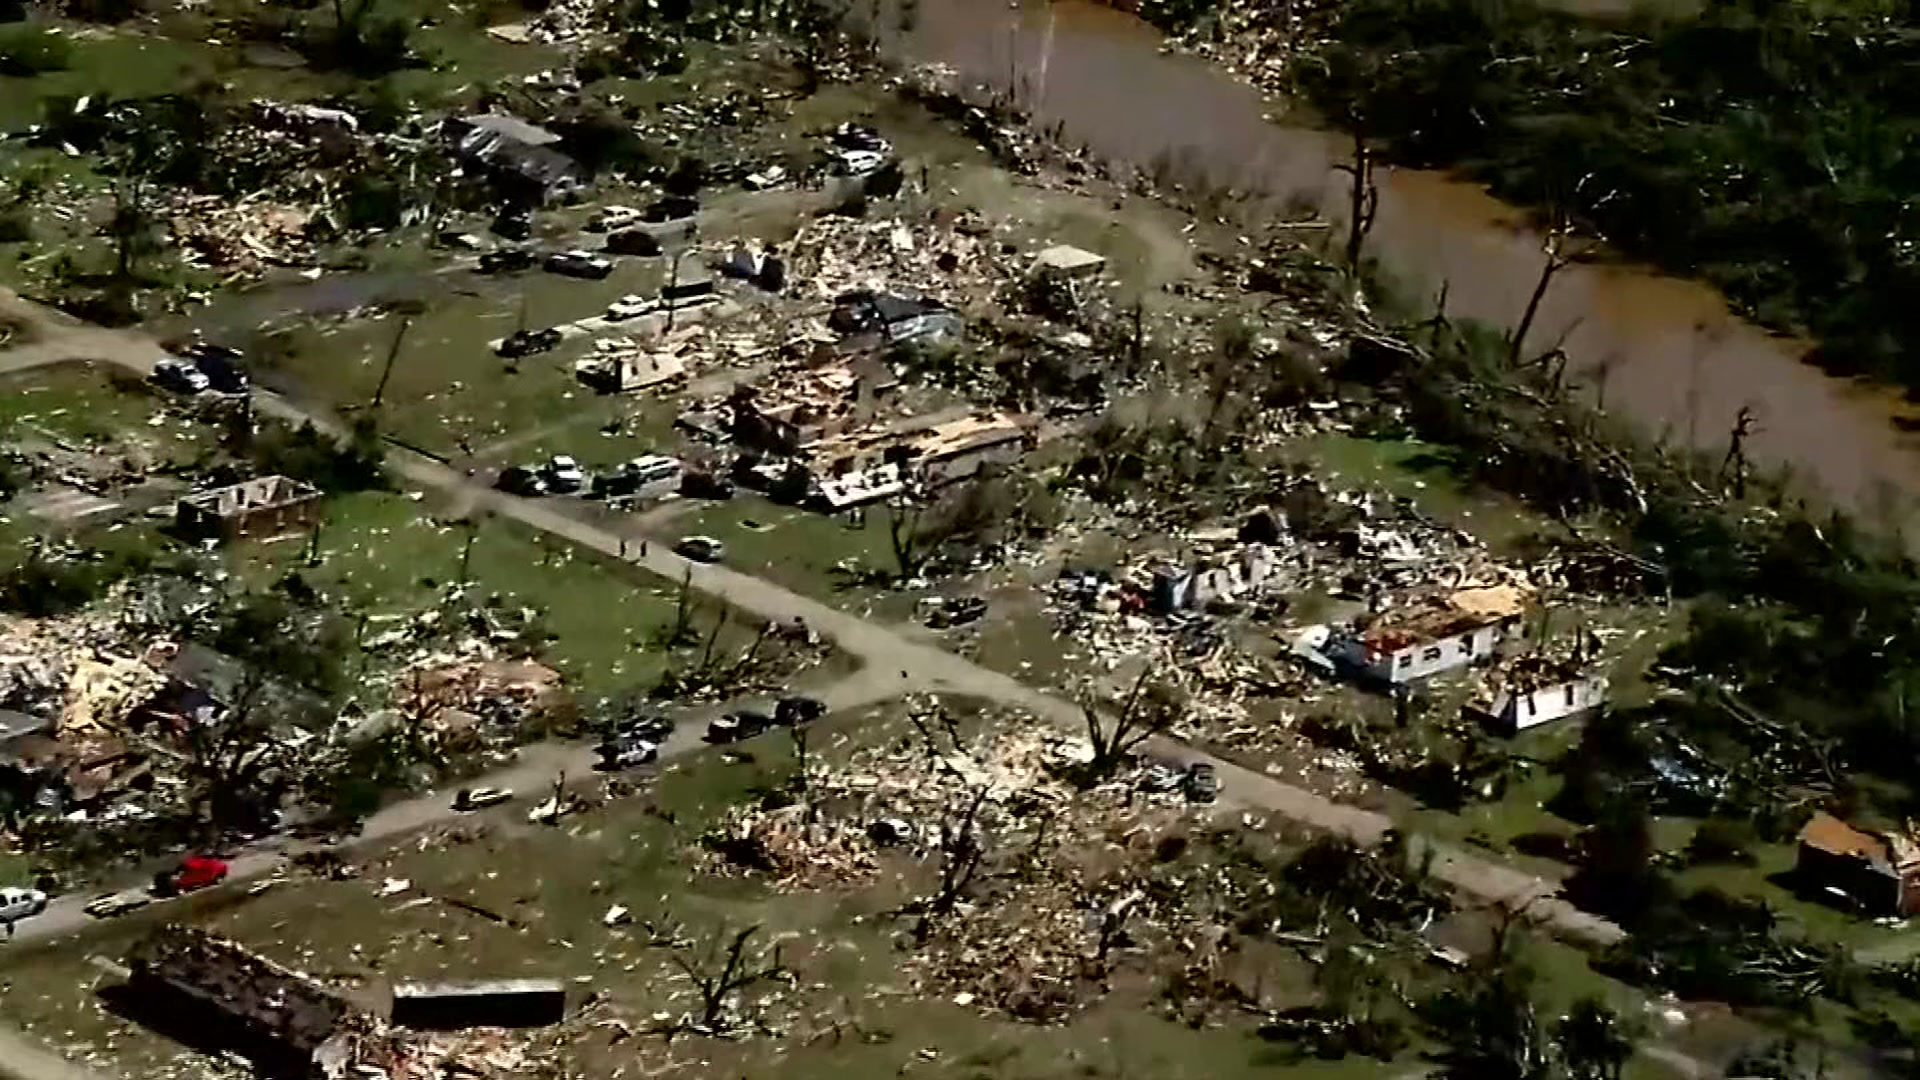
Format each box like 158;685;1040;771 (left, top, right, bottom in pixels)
6;670;907;951
0;287;1629;952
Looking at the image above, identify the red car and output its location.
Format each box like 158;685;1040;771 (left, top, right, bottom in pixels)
152;855;229;897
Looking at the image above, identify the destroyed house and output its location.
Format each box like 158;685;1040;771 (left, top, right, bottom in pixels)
176;475;322;543
808;411;1031;491
1796;812;1920;916
443;113;586;204
1327;585;1527;685
828;290;961;344
904;413;1032;485
126;926;358;1078
1151;544;1279;613
1468;657;1607;735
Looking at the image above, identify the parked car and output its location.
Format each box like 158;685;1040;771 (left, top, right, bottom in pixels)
168;342;247;393
498;327;563;358
479;247;537;274
593;455;680;497
868;817;915;846
598;737;659;770
605;294;657;321
496;465;548;496
706;709;771;744
679;471;735;500
744;164;788;191
612;714;674;742
775;695;827;726
832;148;887;177
1184;762;1219;803
604;227;663;256
0;886;48;922
490;212;533;240
923;595;988;629
587;205;643;232
152;855;229;896
543;455;587;493
151;359;210;394
641;195;699;222
675;535;726;563
84;891;151;918
453;786;513;811
187;352;248;393
544;250;614;279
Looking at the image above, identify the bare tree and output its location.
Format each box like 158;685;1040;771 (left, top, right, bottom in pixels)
1509;219;1584;367
1079;665;1184;779
179;670;292;833
884;473;1007;580
1720;405;1758;499
1336;126;1379;270
914;782;992;941
670;923;790;1030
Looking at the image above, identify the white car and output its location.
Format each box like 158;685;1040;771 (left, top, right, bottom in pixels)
605;294;657;321
152;359;210;394
0;886;49;922
834;149;887;177
745;165;788;190
544;455;586;492
588;205;643;232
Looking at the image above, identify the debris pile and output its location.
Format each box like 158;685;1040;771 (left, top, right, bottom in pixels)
700;708;1233;1022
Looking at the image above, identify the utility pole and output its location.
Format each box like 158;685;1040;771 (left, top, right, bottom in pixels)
371;316;412;410
665;248;683;333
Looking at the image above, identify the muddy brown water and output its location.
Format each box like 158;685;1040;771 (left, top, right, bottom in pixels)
897;0;1920;527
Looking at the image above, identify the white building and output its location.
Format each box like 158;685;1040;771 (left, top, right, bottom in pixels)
1324;585;1528;685
1472;670;1608;735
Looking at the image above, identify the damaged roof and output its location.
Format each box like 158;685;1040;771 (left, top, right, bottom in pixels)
1800;811;1920;872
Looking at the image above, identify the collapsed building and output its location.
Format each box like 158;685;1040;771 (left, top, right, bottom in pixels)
175;475;322;544
442;113;586;205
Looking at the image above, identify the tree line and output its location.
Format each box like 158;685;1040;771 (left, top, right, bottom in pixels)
1295;0;1920;392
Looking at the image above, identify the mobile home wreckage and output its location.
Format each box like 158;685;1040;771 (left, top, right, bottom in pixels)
123;926;389;1079
1322;584;1530;685
1467;653;1608;735
175;475;322;543
1796;812;1920;917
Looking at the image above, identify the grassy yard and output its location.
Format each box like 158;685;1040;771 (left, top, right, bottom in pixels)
231;490;828;698
664;494;903;602
1292;432;1544;551
0;361;213;468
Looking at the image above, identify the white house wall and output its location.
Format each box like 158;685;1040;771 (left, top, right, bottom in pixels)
1500;674;1608;732
1378;622;1506;683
